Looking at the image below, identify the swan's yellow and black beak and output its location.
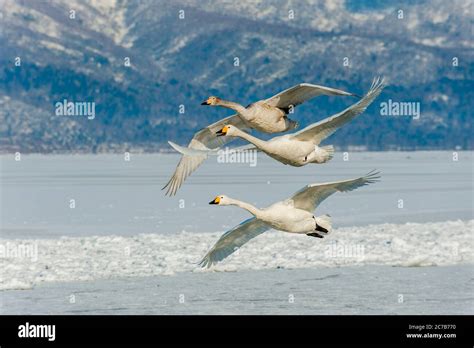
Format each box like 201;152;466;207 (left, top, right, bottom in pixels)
201;98;210;105
209;196;220;205
216;126;228;137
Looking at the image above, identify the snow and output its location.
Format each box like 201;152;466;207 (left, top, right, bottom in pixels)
1;220;472;290
39;40;78;56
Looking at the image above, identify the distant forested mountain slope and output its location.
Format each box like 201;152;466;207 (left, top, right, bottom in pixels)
0;0;472;152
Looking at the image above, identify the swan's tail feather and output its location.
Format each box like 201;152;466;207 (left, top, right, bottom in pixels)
315;214;332;234
287;119;299;131
321;145;334;162
290;120;299;129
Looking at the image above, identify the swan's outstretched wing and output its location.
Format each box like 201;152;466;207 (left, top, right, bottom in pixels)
264;83;358;109
199;218;271;268
289;170;381;213
163;114;251;196
291;77;385;144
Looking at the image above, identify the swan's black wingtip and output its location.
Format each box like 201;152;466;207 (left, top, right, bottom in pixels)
161;184;177;196
198;257;212;269
364;169;381;183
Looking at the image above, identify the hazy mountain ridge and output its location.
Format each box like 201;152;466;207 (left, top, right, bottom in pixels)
0;0;472;152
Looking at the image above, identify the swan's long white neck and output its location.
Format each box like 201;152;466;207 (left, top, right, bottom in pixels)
217;100;247;114
232;128;268;151
227;198;261;217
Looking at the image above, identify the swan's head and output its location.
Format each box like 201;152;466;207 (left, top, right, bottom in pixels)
209;195;231;206
216;125;238;137
201;96;221;106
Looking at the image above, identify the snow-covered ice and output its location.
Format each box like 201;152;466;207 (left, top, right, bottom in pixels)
1;220;472;290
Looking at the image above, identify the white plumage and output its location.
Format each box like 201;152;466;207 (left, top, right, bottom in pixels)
163;82;357;196
213;77;385;167
200;171;380;268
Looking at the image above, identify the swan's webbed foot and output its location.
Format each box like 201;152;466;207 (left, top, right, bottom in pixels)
306;232;324;238
315;224;329;233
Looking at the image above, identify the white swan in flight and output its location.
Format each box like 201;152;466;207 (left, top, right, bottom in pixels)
201;83;359;133
163;83;358;196
174;77;384;168
199;171;380;268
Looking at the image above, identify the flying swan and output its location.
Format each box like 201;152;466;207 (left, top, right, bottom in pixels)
201;83;359;133
199;170;380;268
163;83;358;196
214;77;385;166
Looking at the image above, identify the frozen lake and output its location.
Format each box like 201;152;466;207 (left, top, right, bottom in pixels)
0;151;473;314
1;151;472;238
2;265;473;315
